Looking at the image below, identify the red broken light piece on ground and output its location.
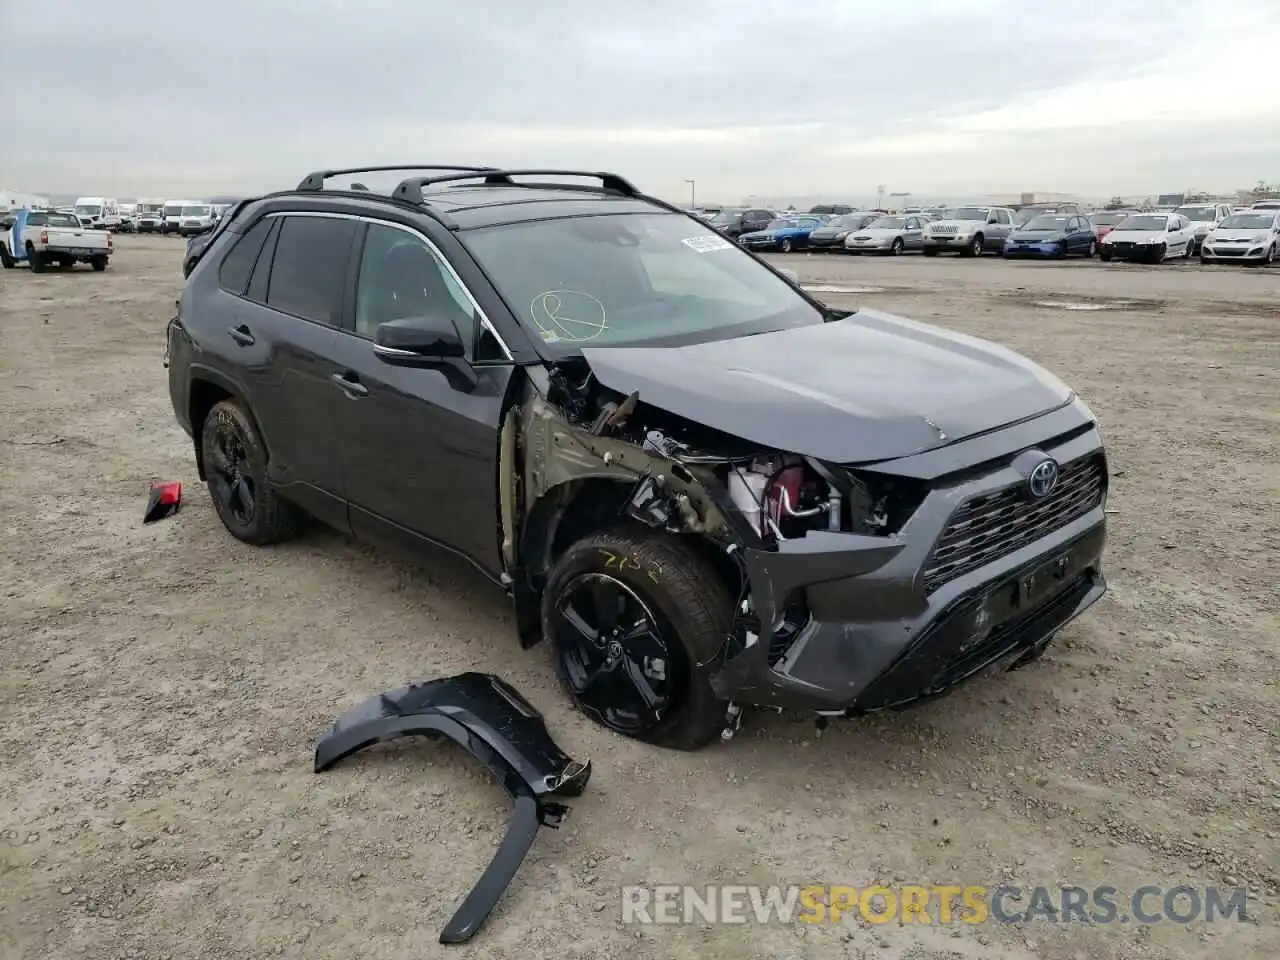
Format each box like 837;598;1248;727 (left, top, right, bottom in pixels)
143;481;182;523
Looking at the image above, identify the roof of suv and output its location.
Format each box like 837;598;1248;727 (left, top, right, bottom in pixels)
269;166;674;231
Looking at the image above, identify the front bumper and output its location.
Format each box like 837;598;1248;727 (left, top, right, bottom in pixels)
846;238;893;252
1100;242;1162;261
1202;243;1271;262
1003;241;1063;257
808;235;848;250
922;234;973;250
709;416;1108;712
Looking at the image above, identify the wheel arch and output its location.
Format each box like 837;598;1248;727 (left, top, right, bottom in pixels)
187;368;269;480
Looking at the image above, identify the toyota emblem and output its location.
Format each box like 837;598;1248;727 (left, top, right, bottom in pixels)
1028;458;1060;499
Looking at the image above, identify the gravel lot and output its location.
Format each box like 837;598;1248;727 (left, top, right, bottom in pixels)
1;235;1277;960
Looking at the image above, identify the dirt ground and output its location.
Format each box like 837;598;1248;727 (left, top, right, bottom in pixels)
1;235;1277;960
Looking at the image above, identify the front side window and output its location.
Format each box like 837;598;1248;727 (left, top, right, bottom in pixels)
354;223;477;346
461;212;824;352
264;216;356;325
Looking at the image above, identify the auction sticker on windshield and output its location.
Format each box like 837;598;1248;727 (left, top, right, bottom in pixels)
682;235;733;253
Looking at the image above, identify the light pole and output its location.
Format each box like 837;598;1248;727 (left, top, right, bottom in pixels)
684;179;696;210
876;184;886;209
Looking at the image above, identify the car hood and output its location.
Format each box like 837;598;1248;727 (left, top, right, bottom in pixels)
927;218;984;229
1009;229;1067;240
849;227;898;238
1209;230;1272;243
1104;229;1166;243
809;226;846;237
579;310;1074;464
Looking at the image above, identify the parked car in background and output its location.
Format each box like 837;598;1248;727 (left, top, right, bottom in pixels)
1088;211;1133;242
1;209;112;271
808;203;856;215
1199;210;1279;265
178;203;217;236
135;200;166;233
1002;214;1097;259
1013;202;1082;227
1247;199;1280;211
708;207;775;239
739;215;826;252
807;212;880;251
74;197;122;231
922;205;1016;256
1173;202;1232;255
162;201;188;235
1098;213;1195;263
844;214;929;255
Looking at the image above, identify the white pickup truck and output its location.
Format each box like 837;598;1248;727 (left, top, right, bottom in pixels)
0;208;113;272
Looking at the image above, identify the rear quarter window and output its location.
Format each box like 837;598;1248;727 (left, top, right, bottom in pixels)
217;217;274;296
263;216;357;325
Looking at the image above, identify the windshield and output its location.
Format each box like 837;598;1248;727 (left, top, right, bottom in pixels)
868;216;906;229
828;214;864;228
1015;206;1068;224
1174;205;1217;220
462;212;824;352
45;213;81;227
1218;213;1275;230
1022;215;1071;231
948;207;989;221
164;205;183;217
1115;216;1168;231
765;219;797;230
181;205;211;217
74;204;102;216
139;203;164;215
1090;212;1128;226
709;210;741;224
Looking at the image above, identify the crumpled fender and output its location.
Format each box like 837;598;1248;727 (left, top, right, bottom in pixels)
313;672;591;944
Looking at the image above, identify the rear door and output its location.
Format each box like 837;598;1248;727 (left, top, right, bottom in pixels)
904;216;924;248
224;212;359;529
324;219;515;576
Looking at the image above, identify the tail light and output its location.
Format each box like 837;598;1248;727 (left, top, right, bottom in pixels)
107;234;113;250
39;230;48;244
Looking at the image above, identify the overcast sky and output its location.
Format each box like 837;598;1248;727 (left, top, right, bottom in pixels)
4;0;1279;203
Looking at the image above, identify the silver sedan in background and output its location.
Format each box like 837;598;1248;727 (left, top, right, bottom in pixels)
844;214;930;255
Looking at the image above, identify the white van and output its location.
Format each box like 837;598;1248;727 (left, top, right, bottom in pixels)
73;197;122;230
177;202;216;236
161;200;188;235
135;199;166;233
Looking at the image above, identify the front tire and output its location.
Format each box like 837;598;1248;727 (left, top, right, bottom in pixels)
963;234;984;257
779;238;793;253
889;237;905;256
543;528;733;750
922;247;939;257
200;399;304;545
1085;239;1096;258
1100;251;1113;262
0;243;13;269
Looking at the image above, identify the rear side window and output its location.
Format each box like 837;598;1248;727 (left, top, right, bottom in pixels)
217;217;273;296
264;216;356;325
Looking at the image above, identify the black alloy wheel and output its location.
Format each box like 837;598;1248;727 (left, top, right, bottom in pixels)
199;399;303;544
550;572;681;736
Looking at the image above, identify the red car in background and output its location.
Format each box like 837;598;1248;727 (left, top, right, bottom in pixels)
1089;211;1134;242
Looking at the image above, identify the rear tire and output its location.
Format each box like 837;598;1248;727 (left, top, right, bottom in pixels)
543;527;732;750
200;398;305;545
91;257;107;272
26;244;45;273
0;243;13;269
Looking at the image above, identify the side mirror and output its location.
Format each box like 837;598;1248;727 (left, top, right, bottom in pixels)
374;315;466;360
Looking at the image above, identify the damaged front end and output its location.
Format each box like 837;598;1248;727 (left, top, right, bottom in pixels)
314;672;591;944
499;345;1107;732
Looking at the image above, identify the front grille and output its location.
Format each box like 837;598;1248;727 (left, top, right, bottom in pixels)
931;225;958;234
921;453;1105;593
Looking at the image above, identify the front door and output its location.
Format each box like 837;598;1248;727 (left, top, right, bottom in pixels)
328;220;514;577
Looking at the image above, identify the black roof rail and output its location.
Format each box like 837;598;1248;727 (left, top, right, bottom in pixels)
392;169;640;205
295;165;498;192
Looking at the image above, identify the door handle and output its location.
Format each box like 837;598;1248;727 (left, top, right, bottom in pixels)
330;372;369;397
227;324;255;346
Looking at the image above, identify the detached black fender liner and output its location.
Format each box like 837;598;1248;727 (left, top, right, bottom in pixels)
313;672;591;944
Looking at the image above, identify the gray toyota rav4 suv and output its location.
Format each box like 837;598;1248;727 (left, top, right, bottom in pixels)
167;165;1109;749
